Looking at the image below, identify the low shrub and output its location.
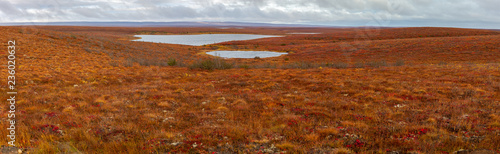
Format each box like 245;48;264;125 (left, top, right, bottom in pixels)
394;60;405;66
282;61;318;69
366;60;387;68
327;62;349;69
189;57;233;70
167;58;177;66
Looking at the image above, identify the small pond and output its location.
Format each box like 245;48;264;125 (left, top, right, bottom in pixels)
206;51;288;58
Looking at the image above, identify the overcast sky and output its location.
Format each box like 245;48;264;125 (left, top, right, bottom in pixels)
0;0;499;28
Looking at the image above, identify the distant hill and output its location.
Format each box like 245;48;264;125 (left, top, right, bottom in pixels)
0;21;328;27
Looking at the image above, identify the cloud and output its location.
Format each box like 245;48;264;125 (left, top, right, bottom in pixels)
0;0;498;28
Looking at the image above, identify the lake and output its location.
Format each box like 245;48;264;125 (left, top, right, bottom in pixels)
206;51;288;58
133;34;281;46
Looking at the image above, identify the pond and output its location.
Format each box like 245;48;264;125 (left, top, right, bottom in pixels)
206;50;288;58
133;34;281;46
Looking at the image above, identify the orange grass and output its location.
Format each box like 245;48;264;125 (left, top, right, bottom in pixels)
0;26;499;153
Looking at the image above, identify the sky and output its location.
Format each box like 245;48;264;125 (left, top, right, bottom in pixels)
0;0;499;29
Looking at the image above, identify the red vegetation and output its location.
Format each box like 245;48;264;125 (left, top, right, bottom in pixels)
0;26;499;153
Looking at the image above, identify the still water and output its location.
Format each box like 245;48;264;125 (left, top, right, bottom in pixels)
133;34;280;46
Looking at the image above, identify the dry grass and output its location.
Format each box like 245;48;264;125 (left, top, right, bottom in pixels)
0;26;499;153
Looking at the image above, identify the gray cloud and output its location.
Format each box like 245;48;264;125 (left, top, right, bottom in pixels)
0;0;498;28
0;0;23;15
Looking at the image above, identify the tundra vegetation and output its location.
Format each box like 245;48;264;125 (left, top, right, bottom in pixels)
0;26;499;153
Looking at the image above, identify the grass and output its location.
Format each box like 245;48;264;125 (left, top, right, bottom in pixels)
189;57;233;70
366;60;388;68
282;61;320;69
354;61;366;68
394;60;405;66
280;61;385;69
1;26;499;153
238;64;250;69
167;58;177;66
326;62;350;69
